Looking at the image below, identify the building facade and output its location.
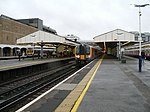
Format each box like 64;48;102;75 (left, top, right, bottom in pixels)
0;15;58;56
130;31;150;42
0;15;38;45
64;34;80;41
18;18;57;34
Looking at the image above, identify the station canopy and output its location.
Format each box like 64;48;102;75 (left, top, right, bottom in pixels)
0;44;29;49
93;29;139;49
17;31;80;47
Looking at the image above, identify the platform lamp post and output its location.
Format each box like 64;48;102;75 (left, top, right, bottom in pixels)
116;32;123;61
133;4;150;72
38;40;45;59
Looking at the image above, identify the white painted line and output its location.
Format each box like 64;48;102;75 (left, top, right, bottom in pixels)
16;60;94;112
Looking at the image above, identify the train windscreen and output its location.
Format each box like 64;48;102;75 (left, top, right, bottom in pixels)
86;46;90;55
76;45;86;55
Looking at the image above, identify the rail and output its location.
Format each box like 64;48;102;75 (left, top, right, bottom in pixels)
0;62;79;112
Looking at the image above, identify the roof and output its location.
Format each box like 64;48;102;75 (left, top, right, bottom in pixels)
0;14;37;29
0;44;30;48
17;31;80;46
93;29;133;39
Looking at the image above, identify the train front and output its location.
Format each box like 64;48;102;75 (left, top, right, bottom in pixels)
75;44;90;64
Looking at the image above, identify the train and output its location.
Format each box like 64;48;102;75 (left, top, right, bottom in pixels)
124;42;150;60
75;44;101;64
26;46;55;57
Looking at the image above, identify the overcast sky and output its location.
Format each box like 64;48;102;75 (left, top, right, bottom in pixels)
0;0;150;40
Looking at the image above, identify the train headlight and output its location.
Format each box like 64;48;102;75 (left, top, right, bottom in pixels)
76;55;80;58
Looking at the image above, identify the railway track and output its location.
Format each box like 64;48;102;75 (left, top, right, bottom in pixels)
0;62;73;95
0;62;80;112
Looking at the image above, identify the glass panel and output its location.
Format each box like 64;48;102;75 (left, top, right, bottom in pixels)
86;46;90;54
80;45;85;54
76;46;79;54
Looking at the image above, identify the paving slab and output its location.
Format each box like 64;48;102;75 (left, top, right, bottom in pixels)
77;57;150;112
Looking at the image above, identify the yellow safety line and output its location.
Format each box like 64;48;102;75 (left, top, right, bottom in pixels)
71;55;104;112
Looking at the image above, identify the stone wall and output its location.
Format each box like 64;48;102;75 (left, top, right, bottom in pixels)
0;16;38;45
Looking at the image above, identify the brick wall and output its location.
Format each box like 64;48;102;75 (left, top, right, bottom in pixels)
0;17;38;44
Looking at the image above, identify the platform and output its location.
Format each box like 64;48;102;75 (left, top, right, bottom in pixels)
76;56;150;112
0;57;74;71
16;55;150;112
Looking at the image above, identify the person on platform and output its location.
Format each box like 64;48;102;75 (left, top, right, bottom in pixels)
22;51;25;60
18;52;21;61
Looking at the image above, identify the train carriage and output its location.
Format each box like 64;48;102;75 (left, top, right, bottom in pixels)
26;46;55;57
75;44;101;64
124;43;150;60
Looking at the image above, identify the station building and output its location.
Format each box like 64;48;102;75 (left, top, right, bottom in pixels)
130;31;150;42
64;34;80;42
17;18;57;35
0;15;38;45
0;15;58;56
0;14;144;58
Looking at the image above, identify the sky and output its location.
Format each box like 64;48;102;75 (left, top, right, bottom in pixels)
0;0;150;40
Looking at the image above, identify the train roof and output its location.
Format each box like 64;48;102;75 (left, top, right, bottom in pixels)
77;43;101;50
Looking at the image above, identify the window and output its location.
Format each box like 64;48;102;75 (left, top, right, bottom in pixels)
86;46;90;54
76;46;80;54
76;45;85;55
29;19;34;23
80;45;85;55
